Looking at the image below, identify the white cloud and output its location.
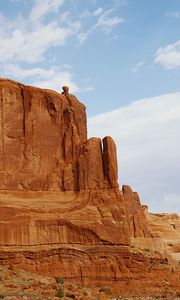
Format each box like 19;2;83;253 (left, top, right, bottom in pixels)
95;9;125;33
0;1;124;91
2;64;80;93
0;15;79;65
32;70;80;92
88;93;180;213
78;7;125;44
77;31;90;45
155;40;180;69
80;8;104;19
94;8;104;16
0;0;125;65
2;63;94;93
132;60;145;73
30;0;64;22
114;0;128;7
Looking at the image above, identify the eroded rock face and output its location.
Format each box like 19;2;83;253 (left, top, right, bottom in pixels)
0;79;120;191
146;211;180;262
123;185;152;238
0;78;177;288
0;79;87;191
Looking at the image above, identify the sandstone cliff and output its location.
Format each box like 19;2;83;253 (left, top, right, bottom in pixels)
0;78;119;191
147;210;180;262
0;79;179;291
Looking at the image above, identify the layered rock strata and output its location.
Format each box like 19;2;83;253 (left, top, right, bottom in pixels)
146;210;180;262
0;79;178;286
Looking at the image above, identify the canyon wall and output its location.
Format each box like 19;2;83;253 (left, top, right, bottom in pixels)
0;79;179;286
0;79;118;191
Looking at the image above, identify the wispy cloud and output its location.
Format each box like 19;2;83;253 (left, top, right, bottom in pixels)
30;0;64;22
132;60;145;73
155;40;180;69
88;92;180;213
166;11;180;18
0;0;126;90
2;64;80;92
95;9;125;33
0;2;80;65
114;0;128;7
78;7;125;44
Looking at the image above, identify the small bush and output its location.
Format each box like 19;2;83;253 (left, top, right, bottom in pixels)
143;248;150;252
0;295;4;299
56;289;64;298
55;277;64;284
82;288;88;296
99;287;110;293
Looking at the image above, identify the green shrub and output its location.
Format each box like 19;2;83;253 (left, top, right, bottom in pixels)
56;289;64;298
99;287;110;293
55;277;64;284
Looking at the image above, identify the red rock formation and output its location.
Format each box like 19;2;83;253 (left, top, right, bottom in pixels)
146;210;180;262
123;185;152;238
0;79;86;191
0;78;178;291
103;136;119;188
0;79;120;192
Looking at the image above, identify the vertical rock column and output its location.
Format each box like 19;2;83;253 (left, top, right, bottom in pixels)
78;138;104;189
78;136;119;190
102;136;119;188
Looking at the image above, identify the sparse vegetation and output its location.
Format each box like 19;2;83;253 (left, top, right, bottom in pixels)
0;264;178;299
56;289;65;298
143;248;150;252
99;287;110;293
82;287;89;296
55;277;64;284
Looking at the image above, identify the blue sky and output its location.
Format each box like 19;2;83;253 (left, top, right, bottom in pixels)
1;0;180;115
0;0;180;212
